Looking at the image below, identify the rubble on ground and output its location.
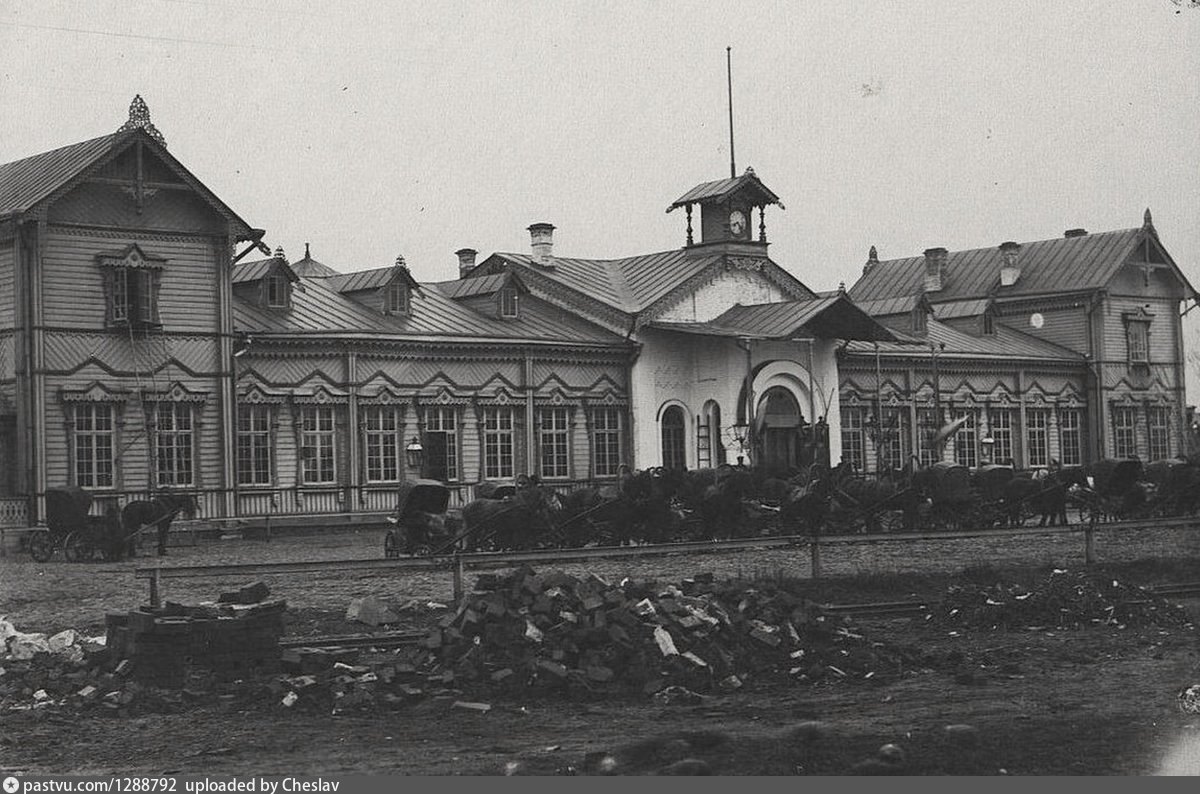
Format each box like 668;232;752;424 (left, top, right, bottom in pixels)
936;569;1193;631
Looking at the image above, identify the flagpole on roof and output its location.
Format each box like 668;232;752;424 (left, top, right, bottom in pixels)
727;46;736;179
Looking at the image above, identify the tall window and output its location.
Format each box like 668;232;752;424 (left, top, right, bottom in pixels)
1059;408;1083;466
265;274;289;308
661;405;686;470
592;407;622;478
499;288;519;318
879;407;910;471
538;407;570;479
953;409;978;468
385;281;408;315
483;407;515;479
74;404;115;488
1026;408;1050;468
989;408;1013;464
840;406;865;471
424;407;458;482
1148;406;1171;461
917;407;941;467
1126;321;1149;365
1113;406;1137;459
237;405;272;485
300;406;336;484
108;268;158;327
363;406;401;483
154;402;194;487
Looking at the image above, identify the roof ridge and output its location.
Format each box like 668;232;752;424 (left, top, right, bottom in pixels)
872;226;1142;267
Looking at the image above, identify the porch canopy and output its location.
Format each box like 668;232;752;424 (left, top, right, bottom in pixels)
646;294;910;343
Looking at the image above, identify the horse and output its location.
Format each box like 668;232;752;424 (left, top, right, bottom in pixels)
121;492;198;557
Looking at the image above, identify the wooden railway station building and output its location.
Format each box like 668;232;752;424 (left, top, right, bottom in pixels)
0;99;1193;525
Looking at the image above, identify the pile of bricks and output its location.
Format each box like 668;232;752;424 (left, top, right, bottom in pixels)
105;599;286;689
938;569;1193;631
408;566;915;697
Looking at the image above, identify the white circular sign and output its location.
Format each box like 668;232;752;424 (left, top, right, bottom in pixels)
1030;312;1045;329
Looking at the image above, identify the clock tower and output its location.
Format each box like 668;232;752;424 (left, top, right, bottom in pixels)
667;166;783;256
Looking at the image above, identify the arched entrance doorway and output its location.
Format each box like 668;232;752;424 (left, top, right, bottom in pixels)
756;386;804;473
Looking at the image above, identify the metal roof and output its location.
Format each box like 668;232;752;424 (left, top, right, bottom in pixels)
0;134;117;218
667;169;783;211
290;248;339;278
233;274;624;346
933;298;991;320
843;319;1084;362
232;257;298;284
326;265;420;294
855;295;922;317
434;272;522;299
849;228;1146;303
497;248;813;316
648;295;903;343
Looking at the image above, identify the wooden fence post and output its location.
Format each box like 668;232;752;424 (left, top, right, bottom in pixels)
1084;516;1096;566
452;554;465;604
149;567;162;608
810;523;822;580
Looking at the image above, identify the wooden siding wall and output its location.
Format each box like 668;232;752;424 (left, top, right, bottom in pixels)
0;239;14;335
999;305;1090;352
48;182;227;237
40;229;221;332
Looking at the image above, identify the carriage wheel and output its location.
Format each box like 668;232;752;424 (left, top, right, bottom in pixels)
384;530;402;559
28;530;56;563
63;531;96;563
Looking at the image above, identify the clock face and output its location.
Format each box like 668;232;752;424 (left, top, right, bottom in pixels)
729;210;747;237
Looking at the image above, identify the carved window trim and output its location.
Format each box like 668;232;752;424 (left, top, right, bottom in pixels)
97;244;165;330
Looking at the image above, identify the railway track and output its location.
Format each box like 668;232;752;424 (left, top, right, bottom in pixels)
278;581;1200;649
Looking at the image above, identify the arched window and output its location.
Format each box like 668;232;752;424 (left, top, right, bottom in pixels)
661;405;686;470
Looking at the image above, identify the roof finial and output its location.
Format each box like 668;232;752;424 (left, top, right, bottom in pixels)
304;242;311;259
273;245;287;264
395;254;407;269
863;245;880;276
116;94;166;147
838;281;846;294
1143;207;1154;229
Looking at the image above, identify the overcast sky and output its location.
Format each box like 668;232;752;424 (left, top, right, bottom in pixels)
3;1;1200;386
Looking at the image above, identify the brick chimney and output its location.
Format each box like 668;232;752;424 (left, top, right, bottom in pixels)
527;223;556;265
1064;228;1088;238
455;248;477;280
923;247;947;293
999;241;1021;287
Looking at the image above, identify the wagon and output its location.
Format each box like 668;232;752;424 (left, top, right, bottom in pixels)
918;462;976;530
383;479;463;558
27;486;122;563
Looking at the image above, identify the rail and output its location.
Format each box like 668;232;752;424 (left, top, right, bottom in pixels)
128;514;1200;607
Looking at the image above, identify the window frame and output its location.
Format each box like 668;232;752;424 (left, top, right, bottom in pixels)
879;406;910;471
916;406;941;467
482;406;516;480
499;287;519;319
236;404;274;486
299;405;337;485
538;406;571;480
362;405;402;484
592;406;623;478
1059;407;1084;466
264;274;290;309
1148;405;1171;461
989;407;1013;464
840;405;866;471
73;403;116;489
1112;405;1137;459
152;401;195;488
953;408;978;468
385;280;409;315
423;406;459;483
1026;408;1049;468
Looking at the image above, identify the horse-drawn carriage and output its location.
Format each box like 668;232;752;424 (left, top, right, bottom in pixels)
383;479;464;558
27;486;123;563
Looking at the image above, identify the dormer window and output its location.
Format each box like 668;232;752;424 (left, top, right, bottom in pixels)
982;312;995;335
500;287;519;318
385;280;409;315
912;305;927;335
265;274;289;308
